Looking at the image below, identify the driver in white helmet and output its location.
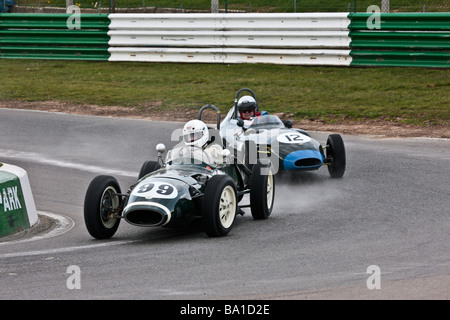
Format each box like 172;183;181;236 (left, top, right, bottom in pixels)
181;119;225;166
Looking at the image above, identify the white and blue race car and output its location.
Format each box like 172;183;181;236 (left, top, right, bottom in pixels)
219;88;346;178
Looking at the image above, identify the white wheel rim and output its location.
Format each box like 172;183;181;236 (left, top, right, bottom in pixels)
266;171;274;209
219;185;236;229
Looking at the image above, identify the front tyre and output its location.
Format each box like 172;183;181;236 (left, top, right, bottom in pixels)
326;134;346;179
84;175;122;239
250;160;275;220
202;175;237;237
138;160;161;179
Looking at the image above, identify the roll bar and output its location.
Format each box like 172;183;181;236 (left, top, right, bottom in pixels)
197;104;221;129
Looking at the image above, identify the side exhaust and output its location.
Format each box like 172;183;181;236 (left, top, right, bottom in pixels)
123;202;171;227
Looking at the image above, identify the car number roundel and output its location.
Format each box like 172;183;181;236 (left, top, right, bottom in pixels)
277;132;311;144
133;181;178;199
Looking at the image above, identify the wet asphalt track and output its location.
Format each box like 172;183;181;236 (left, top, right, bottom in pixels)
0;108;449;300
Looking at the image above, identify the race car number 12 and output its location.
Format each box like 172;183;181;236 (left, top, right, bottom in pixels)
134;182;178;199
277;132;311;144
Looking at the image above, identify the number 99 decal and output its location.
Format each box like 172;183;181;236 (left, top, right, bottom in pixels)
277;132;311;144
132;182;178;199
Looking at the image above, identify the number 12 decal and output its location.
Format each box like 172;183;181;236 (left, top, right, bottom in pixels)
277;132;311;144
133;182;178;199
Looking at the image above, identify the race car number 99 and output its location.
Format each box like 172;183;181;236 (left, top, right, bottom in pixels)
133;182;178;199
277;132;311;144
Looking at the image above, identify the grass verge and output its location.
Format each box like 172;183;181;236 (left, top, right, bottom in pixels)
0;59;448;126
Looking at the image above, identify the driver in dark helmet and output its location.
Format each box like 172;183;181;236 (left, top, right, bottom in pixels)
237;94;293;129
237;95;259;120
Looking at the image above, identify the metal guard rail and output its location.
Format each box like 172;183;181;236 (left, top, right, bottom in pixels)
348;13;450;68
0;13;110;60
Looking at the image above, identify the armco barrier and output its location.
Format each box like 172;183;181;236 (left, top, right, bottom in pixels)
0;12;448;68
108;47;351;65
348;13;450;31
0;13;110;60
108;13;353;66
349;13;450;68
0;163;38;238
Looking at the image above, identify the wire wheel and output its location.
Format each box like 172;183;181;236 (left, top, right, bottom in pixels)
84;175;122;239
99;186;120;229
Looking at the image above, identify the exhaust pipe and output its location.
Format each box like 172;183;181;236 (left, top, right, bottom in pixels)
123;202;171;227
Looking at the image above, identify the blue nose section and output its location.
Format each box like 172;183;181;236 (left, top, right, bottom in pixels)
283;150;324;170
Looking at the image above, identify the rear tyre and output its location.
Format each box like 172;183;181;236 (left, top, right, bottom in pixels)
84;175;122;239
326;134;346;179
138;160;161;179
202;175;237;237
250;160;275;220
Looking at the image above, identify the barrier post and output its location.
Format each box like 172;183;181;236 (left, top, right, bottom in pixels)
211;0;219;13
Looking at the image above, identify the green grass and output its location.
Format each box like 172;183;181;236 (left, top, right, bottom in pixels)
0;59;448;125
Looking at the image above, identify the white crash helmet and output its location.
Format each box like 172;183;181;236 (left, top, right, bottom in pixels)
182;119;209;148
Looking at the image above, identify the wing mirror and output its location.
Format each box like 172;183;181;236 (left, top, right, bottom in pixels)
156;143;166;166
156;143;166;155
222;149;231;157
283;119;293;129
